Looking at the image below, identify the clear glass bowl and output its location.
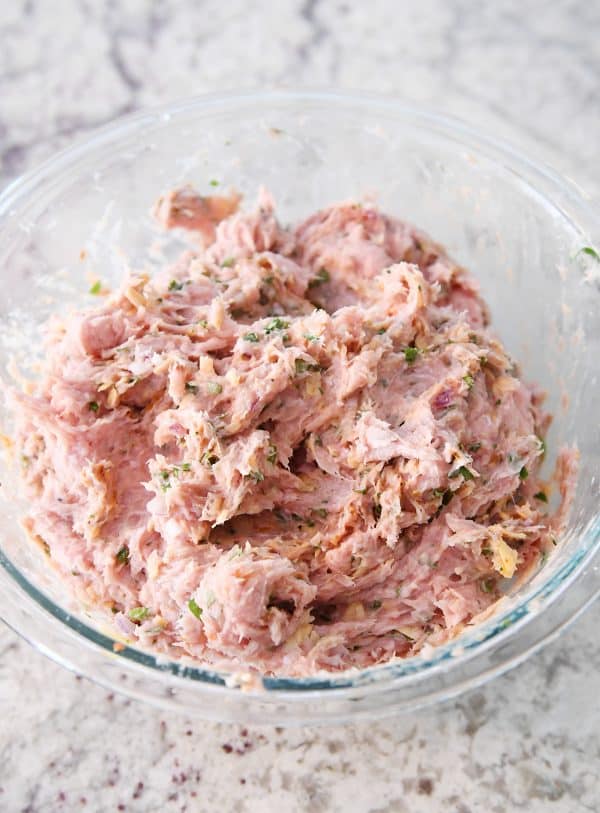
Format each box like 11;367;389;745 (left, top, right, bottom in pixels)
0;91;598;726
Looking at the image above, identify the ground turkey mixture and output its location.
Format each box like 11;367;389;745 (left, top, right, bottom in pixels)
13;187;576;676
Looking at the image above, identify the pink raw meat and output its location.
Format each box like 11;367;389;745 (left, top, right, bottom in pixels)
12;188;577;676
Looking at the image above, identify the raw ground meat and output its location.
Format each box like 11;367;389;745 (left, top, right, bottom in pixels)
11;186;577;676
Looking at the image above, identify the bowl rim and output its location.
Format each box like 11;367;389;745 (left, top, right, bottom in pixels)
1;89;598;721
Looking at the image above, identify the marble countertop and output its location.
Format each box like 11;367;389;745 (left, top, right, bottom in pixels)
1;1;599;811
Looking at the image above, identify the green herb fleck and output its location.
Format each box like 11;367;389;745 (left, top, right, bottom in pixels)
129;606;150;622
265;317;290;334
188;597;202;619
88;400;99;413
304;333;320;342
247;470;264;483
354;487;367;494
263;274;274;285
403;346;419;363
206;381;223;395
314;508;328;519
243;332;260;343
308;267;330;288
294;358;322;375
376;327;387;335
577;246;600;262
221;257;235;268
370;600;382;610
197;319;209;329
168;279;184;291
373;502;382;521
185;382;198;394
468;442;482;453
159;470;171;491
267;445;278;464
480;577;495;594
116;546;129;565
89;280;102;295
519;466;529;480
179;462;192;472
209;179;219;187
538;436;547;455
534;491;548;503
449;466;474;481
463;373;475;390
314;435;323;446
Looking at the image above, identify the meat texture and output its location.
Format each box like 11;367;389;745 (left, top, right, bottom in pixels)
12;188;576;676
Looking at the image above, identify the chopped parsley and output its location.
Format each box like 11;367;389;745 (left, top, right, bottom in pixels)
209;179;219;187
314;508;328;519
221;257;235;268
185;382;198;394
519;466;529;480
534;491;548;503
480;577;495;594
179;462;192;472
129;606;150;622
116;546;130;565
265;317;289;334
308;267;330;288
243;332;260;343
89;280;102;295
267;445;278;464
463;373;475;390
159;470;171;491
376;327;387;335
403;346;419;363
88;400;100;413
168;279;184;291
304;333;320;342
247;470;264;483
577;246;600;262
188;597;202;619
538;436;547;455
197;319;209;329
206;381;223;395
294;358;322;375
449;466;474;481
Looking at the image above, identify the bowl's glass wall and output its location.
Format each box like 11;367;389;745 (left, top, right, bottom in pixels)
0;94;598;723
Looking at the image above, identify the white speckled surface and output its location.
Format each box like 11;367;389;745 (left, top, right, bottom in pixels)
1;2;599;811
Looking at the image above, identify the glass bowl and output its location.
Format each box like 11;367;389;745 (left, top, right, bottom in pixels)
0;91;598;726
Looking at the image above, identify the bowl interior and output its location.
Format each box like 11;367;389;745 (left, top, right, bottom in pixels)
0;93;598;716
